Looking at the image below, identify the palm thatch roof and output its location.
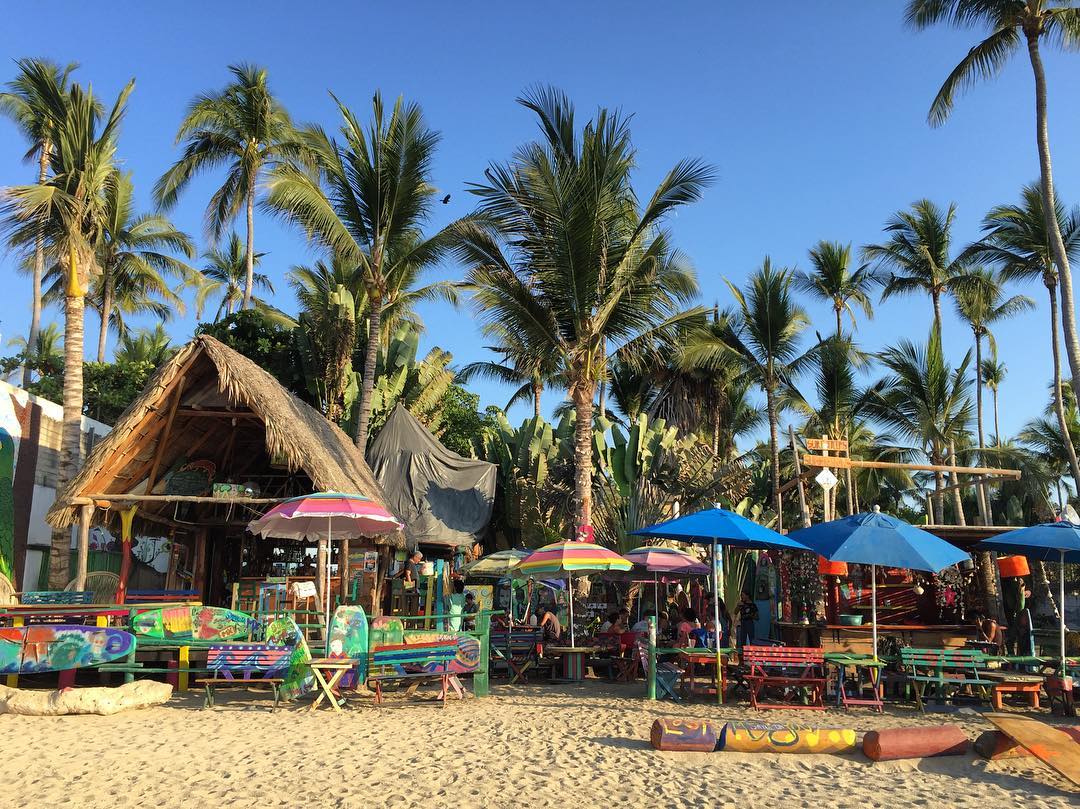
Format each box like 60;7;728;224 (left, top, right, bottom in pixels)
47;335;404;547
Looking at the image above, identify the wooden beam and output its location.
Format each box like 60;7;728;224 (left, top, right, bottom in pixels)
80;493;286;504
116;421;225;491
74;503;94;590
175;409;258;418
145;375;186;495
802;454;1021;478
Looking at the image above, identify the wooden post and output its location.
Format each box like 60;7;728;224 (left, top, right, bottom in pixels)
115;506;138;604
948;442;967;527
647;616;657;700
340;538;350;604
179;645;190;692
789;426;811;529
5;616;23;688
822;435;831;522
75;503;94;590
192;528;208;599
473;609;491;698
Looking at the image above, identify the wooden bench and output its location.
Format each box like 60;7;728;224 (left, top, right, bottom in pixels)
490;627;543;683
194;644;291;710
743;645;827;711
983;670;1044;711
900;647;994;711
367;641;458;705
21;591;94;605
126;589;200;604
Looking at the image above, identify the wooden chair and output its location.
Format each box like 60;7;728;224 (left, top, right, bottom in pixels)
637;639;682;701
743;645;827;711
899;647;994;711
0;573;16;607
490;627;543;683
66;571;120;604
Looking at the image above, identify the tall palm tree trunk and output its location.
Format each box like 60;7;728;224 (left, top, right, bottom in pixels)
532;380;543;420
96;272;113;363
354;295;383;452
1047;281;1080;492
974;332;985;451
765;382;781;516
834;305;842;338
242;181;256;310
51;272;84;588
992;387;1000;443
1026;35;1080;404
932;290;942;333
571;380;597;530
23;145;49;388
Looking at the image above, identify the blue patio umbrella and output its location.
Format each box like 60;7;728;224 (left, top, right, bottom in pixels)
632;506;811;665
978;521;1080;675
788;506;970;658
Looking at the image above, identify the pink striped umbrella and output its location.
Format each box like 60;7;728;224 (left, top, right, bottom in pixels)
248;493;403;627
623;545;710;616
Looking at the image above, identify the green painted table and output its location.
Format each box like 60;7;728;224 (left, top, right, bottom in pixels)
825;653;885;712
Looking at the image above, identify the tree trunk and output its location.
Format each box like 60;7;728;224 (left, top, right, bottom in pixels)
571;381;597;531
765;382;781;516
22;144;49;388
533;381;542;420
974;332;985;452
835;305;842;338
712;404;721;457
96;272;113;363
51;281;84;588
948;441;966;527
354;295;383;452
992;387;1000;443
1048;282;1080;492
242;183;256;310
1032;560;1059;623
932;291;942;333
1027;35;1080;408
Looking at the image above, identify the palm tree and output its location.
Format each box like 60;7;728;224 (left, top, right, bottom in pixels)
6;321;62;382
155;64;300;310
685;260;812;514
266;92;457;451
953;267;1034;451
454;87;712;529
114;324;174;366
194;232;273;320
795;240;877;336
971;182;1080;491
458;327;563;419
0;58;82;386
41;171;195;360
0;76;133;587
981;356;1007;442
907;0;1080;407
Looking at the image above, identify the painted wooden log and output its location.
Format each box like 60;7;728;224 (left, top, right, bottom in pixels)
974;727;1080;760
862;726;968;761
719;722;857;754
650;718;721;752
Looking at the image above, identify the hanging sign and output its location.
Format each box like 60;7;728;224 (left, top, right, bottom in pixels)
815;468;838;491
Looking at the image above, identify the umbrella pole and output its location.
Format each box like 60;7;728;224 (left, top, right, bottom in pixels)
568;573;576;647
1060;549;1067;677
712;540;722;705
325;516;332;635
509;579;515;626
654;573;660;621
871;564;878;661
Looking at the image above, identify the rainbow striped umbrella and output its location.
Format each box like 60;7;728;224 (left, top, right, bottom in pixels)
248;493;403;628
516;541;632;646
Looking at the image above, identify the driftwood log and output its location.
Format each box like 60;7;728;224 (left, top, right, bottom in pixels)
0;681;173;716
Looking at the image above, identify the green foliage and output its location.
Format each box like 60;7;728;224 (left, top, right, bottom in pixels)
437;384;492;458
196;310;306;398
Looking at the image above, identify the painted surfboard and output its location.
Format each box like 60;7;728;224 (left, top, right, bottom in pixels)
131;606;255;642
0;625;135;674
327;606;369;685
265;617;314;701
403;631;481;674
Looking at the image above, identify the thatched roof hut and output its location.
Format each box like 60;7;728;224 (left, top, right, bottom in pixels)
47;335;403;552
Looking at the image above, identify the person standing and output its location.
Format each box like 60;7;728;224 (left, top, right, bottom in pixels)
736;592;758;648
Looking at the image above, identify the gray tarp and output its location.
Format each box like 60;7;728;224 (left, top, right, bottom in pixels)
367;404;496;549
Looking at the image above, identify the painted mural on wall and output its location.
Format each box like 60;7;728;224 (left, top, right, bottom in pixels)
0;380;110;588
0;625;134;674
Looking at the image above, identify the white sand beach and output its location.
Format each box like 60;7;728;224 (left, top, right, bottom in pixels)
0;681;1075;808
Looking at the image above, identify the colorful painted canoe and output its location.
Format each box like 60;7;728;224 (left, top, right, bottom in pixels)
0;625;134;674
131;606;255;642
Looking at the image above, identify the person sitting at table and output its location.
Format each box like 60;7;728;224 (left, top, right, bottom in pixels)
974;612;1005;653
537;606;562;643
631;609;657;633
612;609;630;634
599;610;620;634
675;607;700;648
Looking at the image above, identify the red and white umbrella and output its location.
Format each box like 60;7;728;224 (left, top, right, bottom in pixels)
248;493;403;628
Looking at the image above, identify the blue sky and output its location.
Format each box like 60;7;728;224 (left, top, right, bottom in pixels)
0;1;1075;443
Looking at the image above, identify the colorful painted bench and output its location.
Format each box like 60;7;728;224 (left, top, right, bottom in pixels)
743;645;827;711
489;627;543;683
21;591;94;605
367;640;458;705
899;647;994;711
195;644;291;710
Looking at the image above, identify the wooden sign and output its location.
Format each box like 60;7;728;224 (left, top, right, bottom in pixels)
803;454;852;469
292;580;317;600
805;438;848;452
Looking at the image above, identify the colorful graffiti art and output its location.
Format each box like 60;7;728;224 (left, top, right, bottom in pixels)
327;606;369;686
403;631;480;674
650;718;723;752
265;618;314;700
0;625;134;674
718;722;857;754
131;606;254;641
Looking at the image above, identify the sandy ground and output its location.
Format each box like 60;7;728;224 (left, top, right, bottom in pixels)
0;680;1076;808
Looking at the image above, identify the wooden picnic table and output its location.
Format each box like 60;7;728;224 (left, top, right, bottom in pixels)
824;652;885;712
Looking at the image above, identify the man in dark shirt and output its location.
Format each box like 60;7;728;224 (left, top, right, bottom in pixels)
400;550;423;612
735;592;758;647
